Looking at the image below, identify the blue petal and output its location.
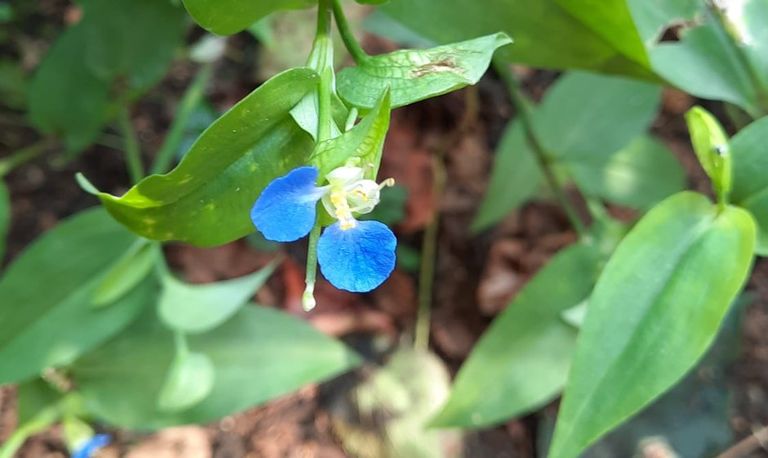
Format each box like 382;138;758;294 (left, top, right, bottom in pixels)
72;434;111;458
317;220;396;292
250;166;324;242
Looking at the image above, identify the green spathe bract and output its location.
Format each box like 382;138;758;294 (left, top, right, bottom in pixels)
547;192;756;458
87;68;318;247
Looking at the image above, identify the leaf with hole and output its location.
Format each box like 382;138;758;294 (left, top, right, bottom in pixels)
547;192;756;458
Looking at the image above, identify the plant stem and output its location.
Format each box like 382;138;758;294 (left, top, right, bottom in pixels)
117;107;144;184
314;0;334;143
303;223;321;311
0;138;53;177
331;0;368;64
151;63;213;175
493;60;588;238
0;404;60;458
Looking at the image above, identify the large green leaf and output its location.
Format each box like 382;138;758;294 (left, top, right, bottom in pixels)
0;209;155;384
0;182;8;260
568;135;686;210
432;243;602;428
158;262;276;333
81;0;187;90
28;25;110;153
547;192;756;458
731;116;768;255
474;71;660;230
72;304;360;429
380;0;653;78
336;33;512;109
87;68;318;247
181;0;316;35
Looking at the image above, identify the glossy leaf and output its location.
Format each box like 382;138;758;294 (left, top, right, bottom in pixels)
91;240;156;307
336;33;512;109
380;0;654;78
157;351;215;412
472;120;540;232
158;262;276;333
88;68;318;247
28;25;110;153
0;209;155;384
685;106;732;200
72;304;361;429
548;192;756;458
0;182;8;260
432;243;602;428
181;0;316;35
309;90;391;178
731;116;768;255
568;136;686;210
81;0;186;90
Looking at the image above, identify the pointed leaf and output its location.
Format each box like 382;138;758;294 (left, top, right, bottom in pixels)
731;115;768;255
337;33;511;109
548;192;756;458
91;240;156;307
157;352;215;412
72;305;361;429
685;106;732;200
181;0;315;35
0;209;155;384
158;262;276;333
432;243;602;428
88;68;318;247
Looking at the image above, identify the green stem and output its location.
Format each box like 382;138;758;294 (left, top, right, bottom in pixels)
0;138;53;177
414;154;445;351
0;404;60;458
303;223;321;311
117;107;144;184
313;0;334;143
331;0;368;64
493;60;588;238
151;63;213;174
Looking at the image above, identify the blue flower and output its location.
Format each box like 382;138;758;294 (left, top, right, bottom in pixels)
251;165;396;294
72;434;110;458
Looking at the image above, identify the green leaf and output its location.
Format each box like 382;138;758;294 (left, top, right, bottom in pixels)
158;262;276;333
568;135;686;210
432;243;602;428
309;90;391;178
0;181;8;260
731;116;768;255
81;0;186;90
472;119;540;232
548;192;756;458
157;351;215;412
380;0;654;78
72;304;361;429
181;0;316;35
88;68;318;247
91;240;156;307
28;25;110;154
0;209;155;384
626;0;700;44
336;33;512;109
685;106;732;201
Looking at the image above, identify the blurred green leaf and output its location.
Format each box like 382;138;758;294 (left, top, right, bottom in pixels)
568;135;686;210
731;116;768;255
17;379;62;425
0;60;26;109
309;89;391;178
87;68;318;247
433;243;602;428
548;192;756;458
474;71;660;231
157;351;215;412
685;106;732;201
159;262;276;333
0;182;8;260
626;0;699;44
181;0;316;35
0;209;155;384
336;33;512;109
472;119;540;232
81;0;186;90
92;240;156;307
73;304;360;429
380;0;653;78
28;26;111;154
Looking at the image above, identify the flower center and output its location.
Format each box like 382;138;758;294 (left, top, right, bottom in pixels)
322;166;394;231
